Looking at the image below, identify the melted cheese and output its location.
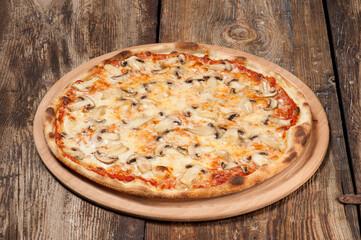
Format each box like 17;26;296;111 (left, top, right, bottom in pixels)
56;52;297;189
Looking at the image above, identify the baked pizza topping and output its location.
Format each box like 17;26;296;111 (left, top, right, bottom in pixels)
44;45;311;198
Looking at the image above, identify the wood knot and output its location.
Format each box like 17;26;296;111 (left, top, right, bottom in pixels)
226;25;253;41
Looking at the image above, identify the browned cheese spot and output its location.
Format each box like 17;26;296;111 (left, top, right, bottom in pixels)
175;42;199;51
293;106;300;116
156;166;168;172
61;96;71;105
113;50;132;60
229;175;244;186
45;107;55;121
303;102;309;107
236;56;246;62
284;152;297;163
295;126;308;146
256;74;263;81
48;132;55;138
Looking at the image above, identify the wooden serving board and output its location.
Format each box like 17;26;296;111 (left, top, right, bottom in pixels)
33;43;329;221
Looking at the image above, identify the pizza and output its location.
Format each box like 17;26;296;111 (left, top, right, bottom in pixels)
43;42;312;199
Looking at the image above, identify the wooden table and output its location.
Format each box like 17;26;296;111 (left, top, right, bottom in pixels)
1;0;360;239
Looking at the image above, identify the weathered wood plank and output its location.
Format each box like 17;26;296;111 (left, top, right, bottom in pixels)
326;0;361;229
0;0;157;239
145;0;359;239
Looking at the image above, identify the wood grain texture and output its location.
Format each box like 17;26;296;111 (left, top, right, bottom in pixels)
144;0;360;239
326;0;361;225
0;0;158;239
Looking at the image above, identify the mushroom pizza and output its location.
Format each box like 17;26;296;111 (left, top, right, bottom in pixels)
43;42;312;199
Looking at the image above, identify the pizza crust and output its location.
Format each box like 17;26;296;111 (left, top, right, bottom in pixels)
43;42;312;199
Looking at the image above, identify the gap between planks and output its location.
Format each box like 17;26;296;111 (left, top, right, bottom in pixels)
155;0;162;43
321;0;361;235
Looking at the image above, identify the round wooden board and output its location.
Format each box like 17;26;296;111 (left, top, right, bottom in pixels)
34;43;329;222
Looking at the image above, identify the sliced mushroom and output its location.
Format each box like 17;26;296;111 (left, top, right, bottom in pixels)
140;98;158;117
154;115;182;133
178;54;186;64
225;78;245;92
90;105;107;123
215;125;228;139
72;77;99;92
221;128;240;143
187;125;216;136
204;73;222;81
93;128;120;142
102;88;122;100
94;144;128;164
225;112;239;121
169;115;182;125
183;106;194;117
126;115;153;129
154;118;174;133
68;95;95;111
151;67;168;74
259;81;278;97
224;78;238;86
63;147;85;160
166;80;175;87
262;115;270;125
143;61;162;72
154;142;173;156
196;110;218;120
123;56;144;71
118;96;140;108
104;64;123;76
218;150;239;169
205;76;218;94
160;54;186;67
197;146;215;154
152;165;170;179
185;75;205;83
196;81;207;94
62;115;76;135
136;156;153;173
221;161;239;170
217;150;234;162
241;165;248;174
180;165;202;187
126;153;145;164
188;143;214;159
249;134;258;141
264;98;278;110
239;99;253;115
259;132;282;150
111;70;129;82
160;57;179;67
120;87;138;96
268;117;291;126
176;146;188;155
252;152;270;166
209;61;232;71
170;66;182;79
142;81;156;93
188;143;200;159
